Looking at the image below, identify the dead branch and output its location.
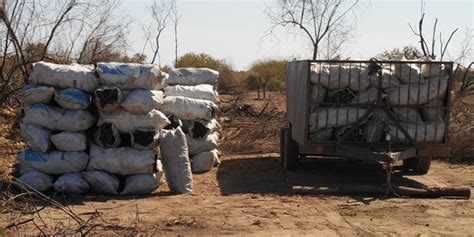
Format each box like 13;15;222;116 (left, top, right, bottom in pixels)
458;62;474;97
257;96;271;117
408;13;431;58
293;185;471;199
440;28;459;60
148;0;173;65
5;218;34;229
431;18;438;58
41;0;78;61
12;178;85;226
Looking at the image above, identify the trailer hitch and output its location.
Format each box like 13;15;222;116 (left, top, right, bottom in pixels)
382;127;398;197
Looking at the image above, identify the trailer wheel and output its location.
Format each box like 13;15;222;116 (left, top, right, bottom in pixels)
284;127;298;170
403;156;431;175
279;128;286;166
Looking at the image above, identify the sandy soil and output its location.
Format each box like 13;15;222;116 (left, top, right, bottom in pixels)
1;154;473;235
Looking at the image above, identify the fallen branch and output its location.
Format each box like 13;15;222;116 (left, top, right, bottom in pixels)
257;96;271;117
5;218;34;229
12;178;85;225
293;185;471;199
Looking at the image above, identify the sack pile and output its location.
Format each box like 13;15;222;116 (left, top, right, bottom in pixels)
18;61;97;193
163;68;221;174
17;62;221;195
308;61;448;143
87;62;168;195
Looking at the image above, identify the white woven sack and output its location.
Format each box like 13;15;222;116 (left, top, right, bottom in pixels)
389;122;445;143
28;61;98;92
159;96;218;121
190;150;219;174
387;76;448;105
82;171;119;195
24;103;96;131
120;174;160;195
88;145;156;175
310;64;370;92
186;132;219;155
20;123;52;153
54;88;91;110
98;109;170;133
309;107;368;132
53;172;90;194
18;149;89;175
19;171;54;192
20;84;55;104
164;84;219;103
96;62;167;90
167;68;218;86
50;131;87;152
160;128;193;194
121;89;164;113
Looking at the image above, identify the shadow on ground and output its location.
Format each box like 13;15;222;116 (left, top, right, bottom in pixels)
216;154;427;197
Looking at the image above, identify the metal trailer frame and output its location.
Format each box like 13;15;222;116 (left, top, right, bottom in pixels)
283;59;454;167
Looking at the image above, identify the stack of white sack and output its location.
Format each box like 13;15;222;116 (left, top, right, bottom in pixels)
86;62;169;195
18;61;97;193
308;60;448;143
163;68;221;174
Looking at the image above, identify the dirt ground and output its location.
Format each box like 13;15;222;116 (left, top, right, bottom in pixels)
1;91;473;235
1;154;473;235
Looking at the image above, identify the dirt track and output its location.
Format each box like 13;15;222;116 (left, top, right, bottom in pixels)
2;153;473;235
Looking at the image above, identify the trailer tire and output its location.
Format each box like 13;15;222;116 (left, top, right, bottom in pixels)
403;156;431;175
279;128;286;167
284;128;298;170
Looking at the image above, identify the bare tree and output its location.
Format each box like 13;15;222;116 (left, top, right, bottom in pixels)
267;0;359;60
321;18;353;60
170;0;180;68
147;0;173;66
0;0;131;104
451;28;474;67
408;0;458;60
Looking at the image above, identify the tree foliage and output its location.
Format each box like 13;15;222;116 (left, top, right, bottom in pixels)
247;59;287;98
376;46;423;60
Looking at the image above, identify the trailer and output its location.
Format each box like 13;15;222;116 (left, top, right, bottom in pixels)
281;59;454;174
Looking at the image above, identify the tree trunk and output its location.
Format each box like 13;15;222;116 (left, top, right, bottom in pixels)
312;44;318;60
263;84;266;99
257;86;260;100
174;20;178;68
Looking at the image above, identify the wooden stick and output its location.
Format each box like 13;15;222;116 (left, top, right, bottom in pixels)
293;185;471;199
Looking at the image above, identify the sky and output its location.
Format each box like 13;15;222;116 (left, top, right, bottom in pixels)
121;0;473;70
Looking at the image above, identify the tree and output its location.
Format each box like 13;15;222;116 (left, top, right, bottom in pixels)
377;46;423;60
408;0;458;60
452;28;474;67
147;0;173;66
267;0;359;60
248;59;287;99
0;0;132;105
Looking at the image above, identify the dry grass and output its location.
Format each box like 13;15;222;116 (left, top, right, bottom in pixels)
219;91;285;154
0;106;25;183
448;95;474;162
